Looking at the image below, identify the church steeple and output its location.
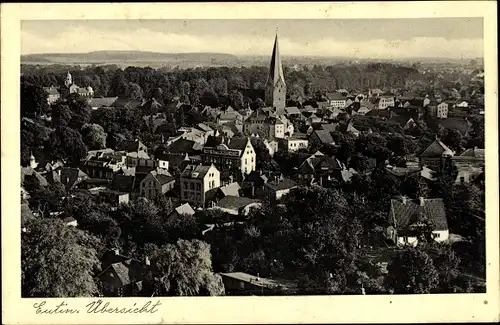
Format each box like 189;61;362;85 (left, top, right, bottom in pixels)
64;71;73;88
265;30;286;115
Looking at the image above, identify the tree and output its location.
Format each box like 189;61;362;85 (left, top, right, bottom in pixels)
128;82;144;100
250;138;279;171
45;126;88;165
66;93;91;129
442;128;463;153
21;81;50;118
385;247;439;294
81;123;107;150
149;239;225;296
22;218;102;297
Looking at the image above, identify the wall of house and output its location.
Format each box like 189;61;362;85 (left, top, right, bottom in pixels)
397;236;418;247
287;139;308;152
432;230;449;242
240;142;256;175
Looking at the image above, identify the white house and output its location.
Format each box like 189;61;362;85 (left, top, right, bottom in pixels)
180;164;220;207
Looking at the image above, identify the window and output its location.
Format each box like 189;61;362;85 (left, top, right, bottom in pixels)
460;176;465;184
251;157;254;163
245;158;247;164
190;183;194;190
184;182;188;189
196;183;201;191
183;191;188;198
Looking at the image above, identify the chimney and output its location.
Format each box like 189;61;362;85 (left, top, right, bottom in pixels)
419;197;425;207
113;248;120;255
402;196;407;205
145;256;150;266
256;273;260;281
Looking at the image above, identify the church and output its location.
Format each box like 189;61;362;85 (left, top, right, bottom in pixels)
59;71;94;99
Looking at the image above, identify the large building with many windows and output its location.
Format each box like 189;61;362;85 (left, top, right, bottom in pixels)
201;136;256;181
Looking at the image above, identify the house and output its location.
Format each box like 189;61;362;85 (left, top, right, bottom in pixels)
202;136;256;179
109;175;137;195
97;249;152;297
436;102;449;119
326;93;347;108
43;86;61;104
310;130;335;146
385;196;449;247
455;166;484;184
116;139;148;157
98;189;130;206
295;152;344;186
455;101;469;108
220;272;297;295
261;176;297;201
284;106;302;118
209;196;262;216
419;139;455;171
346;123;360;137
218;110;243;124
451;147;485;168
168;202;196;221
263;139;279;156
139;171;176;200
180;164;220;208
385;165;436;182
370;95;395;110
60;168;89;191
279;133;309;153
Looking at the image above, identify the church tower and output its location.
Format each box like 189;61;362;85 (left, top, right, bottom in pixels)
265;32;286;115
64;71;73;88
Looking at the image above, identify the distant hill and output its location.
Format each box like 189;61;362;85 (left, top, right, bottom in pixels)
21;50;240;67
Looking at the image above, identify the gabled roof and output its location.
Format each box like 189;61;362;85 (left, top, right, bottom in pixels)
219;182;241;197
60;168;88;190
265;177;297;191
89;97;119;108
110;175;136;192
167;138;199;154
285;106;301;115
311;130;335;145
460;148;485;159
215;196;261;210
327;93;347;101
205;136;249;152
43;86;60;95
174;203;196;216
390;198;448;231
420;139;454;158
180;164;215;179
116;139;146;153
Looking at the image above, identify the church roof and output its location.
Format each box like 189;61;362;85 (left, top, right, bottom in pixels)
266;33;285;87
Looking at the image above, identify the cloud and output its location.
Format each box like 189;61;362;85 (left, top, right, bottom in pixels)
21;26;484;59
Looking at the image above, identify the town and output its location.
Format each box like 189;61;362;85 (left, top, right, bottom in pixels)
21;33;485;297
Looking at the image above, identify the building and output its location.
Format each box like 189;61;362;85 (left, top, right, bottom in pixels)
385;197;449;247
264;33;286;115
295;151;345;186
326;93;348;109
419;139;454;171
310;130;335;146
168;203;196;221
139;171;176;200
261;176;297;201
43;86;61;104
370;95;395;110
452;147;485;168
209;196;262;216
60;71;94;99
279;134;309;153
436;102;449;119
202;136;256;179
180;164;220;208
97;249;152;297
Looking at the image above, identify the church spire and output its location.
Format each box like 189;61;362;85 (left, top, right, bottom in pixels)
265;31;286;113
267;31;285;87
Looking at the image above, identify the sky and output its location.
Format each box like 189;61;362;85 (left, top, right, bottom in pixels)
21;18;484;59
